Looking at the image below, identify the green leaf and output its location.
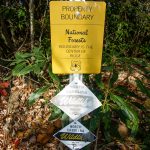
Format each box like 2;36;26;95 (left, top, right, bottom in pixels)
12;62;26;76
32;47;41;54
109;71;118;88
115;85;138;98
12;52;32;65
110;93;139;136
61;113;69;127
17;65;34;76
10;61;17;66
95;75;105;90
3;74;12;80
18;8;25;18
101;104;111;130
28;86;49;106
49;104;62;121
136;79;150;98
33;64;42;74
48;65;60;86
132;102;146;111
100;104;111;141
89;108;101;131
15;52;31;59
102;66;113;71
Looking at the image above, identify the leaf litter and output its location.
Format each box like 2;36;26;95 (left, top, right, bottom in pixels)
0;66;149;150
1;77;61;150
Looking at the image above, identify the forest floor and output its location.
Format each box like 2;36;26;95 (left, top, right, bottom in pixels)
0;66;150;150
0;77;61;150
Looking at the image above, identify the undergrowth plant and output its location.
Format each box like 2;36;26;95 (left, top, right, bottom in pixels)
11;46;61;105
9;0;150;149
11;46;150;142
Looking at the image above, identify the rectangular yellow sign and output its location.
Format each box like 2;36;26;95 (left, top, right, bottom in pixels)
50;1;106;74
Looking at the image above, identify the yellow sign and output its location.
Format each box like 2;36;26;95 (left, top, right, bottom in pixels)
50;1;106;74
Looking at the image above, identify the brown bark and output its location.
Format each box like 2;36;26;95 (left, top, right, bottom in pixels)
29;0;34;50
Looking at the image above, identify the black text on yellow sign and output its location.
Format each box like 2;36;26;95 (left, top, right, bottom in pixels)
50;1;106;74
55;132;96;142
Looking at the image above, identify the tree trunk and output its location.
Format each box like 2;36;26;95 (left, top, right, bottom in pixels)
29;0;34;50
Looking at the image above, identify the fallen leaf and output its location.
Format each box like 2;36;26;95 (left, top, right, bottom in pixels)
47;125;55;134
0;89;8;96
144;99;150;109
118;121;128;139
53;119;62;128
134;144;140;150
0;81;9;88
29;135;36;144
24;129;32;139
13;138;20;148
16;131;24;139
37;133;50;144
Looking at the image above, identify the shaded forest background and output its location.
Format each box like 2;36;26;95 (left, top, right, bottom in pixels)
0;0;150;149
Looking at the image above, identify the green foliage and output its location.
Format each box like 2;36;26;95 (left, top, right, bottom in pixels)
104;0;150;64
12;46;61;106
109;70;118;88
28;85;50;105
136;79;150;98
49;104;62;121
110;94;139;135
12;47;48;76
2;0;149;148
100;104;112;141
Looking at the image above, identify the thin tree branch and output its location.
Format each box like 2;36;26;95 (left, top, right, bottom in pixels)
39;0;49;45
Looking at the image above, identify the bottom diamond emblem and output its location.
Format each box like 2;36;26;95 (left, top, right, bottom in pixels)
54;121;96;150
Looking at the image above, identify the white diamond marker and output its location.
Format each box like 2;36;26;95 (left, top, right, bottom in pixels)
51;78;101;120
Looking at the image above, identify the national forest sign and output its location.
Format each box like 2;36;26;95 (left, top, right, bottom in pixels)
50;1;106;74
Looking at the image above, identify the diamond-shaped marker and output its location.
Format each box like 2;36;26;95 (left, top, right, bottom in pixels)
51;78;102;120
54;121;96;150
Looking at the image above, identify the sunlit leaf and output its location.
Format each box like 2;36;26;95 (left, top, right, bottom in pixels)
15;52;31;59
33;64;42;74
12;62;26;76
17;65;34;76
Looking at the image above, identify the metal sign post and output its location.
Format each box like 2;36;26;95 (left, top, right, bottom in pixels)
69;74;83;123
69;74;83;82
49;1;106;149
69;0;83;121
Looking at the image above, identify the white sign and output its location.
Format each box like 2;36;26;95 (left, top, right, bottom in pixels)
51;78;101;120
54;121;96;150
